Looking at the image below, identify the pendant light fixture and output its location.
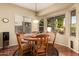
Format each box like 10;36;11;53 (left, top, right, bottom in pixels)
35;3;38;16
33;3;39;24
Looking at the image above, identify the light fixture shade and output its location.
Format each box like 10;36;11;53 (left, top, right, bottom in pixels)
47;27;52;32
33;20;39;24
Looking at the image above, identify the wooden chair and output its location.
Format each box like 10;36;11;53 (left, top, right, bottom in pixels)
46;31;57;47
52;31;57;47
16;33;30;56
33;34;49;56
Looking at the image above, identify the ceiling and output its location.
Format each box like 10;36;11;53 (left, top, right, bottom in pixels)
14;3;54;12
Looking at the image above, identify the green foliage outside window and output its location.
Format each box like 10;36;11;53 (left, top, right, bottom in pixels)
47;15;65;34
55;16;65;34
56;16;64;28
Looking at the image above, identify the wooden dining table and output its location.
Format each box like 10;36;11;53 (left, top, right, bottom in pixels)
24;35;40;47
25;37;36;40
24;34;38;40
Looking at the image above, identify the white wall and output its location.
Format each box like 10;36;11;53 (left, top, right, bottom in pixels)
55;33;67;46
0;4;35;48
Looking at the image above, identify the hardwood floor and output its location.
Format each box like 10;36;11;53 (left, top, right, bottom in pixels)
54;44;79;56
0;43;78;56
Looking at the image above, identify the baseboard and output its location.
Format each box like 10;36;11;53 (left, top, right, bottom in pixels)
9;44;18;47
0;47;2;50
70;48;79;54
55;42;68;47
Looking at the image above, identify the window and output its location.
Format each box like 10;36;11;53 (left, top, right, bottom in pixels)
39;19;44;33
70;10;76;36
55;15;65;34
15;15;23;33
47;17;56;32
15;15;32;33
47;15;65;34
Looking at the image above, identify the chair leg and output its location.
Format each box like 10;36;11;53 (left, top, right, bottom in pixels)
19;50;23;56
19;52;23;56
46;53;48;56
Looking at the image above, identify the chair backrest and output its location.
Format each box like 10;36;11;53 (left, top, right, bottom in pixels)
36;34;49;48
34;34;49;55
16;33;23;51
45;31;56;47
